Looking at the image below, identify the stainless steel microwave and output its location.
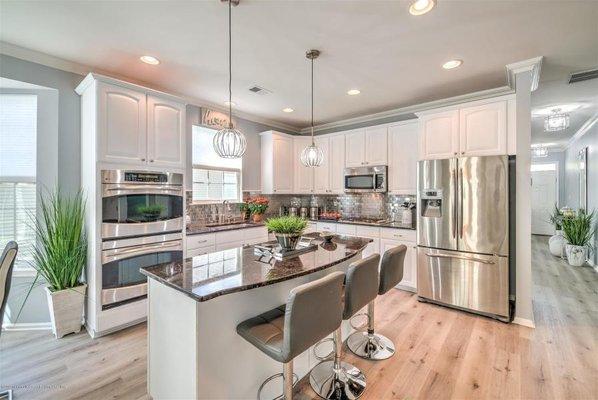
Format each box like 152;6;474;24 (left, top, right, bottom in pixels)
344;165;387;193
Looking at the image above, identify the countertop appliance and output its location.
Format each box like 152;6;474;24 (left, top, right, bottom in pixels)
416;156;510;322
344;165;387;193
288;206;299;217
299;207;308;219
309;206;319;220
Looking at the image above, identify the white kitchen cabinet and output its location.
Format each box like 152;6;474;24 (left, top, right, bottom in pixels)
313;137;330;194
345;129;366;167
304;222;317;234
147;95;185;168
388;121;418;194
363;238;380;259
316;222;337;233
418;110;459;160
97;82;147;165
458;101;507;156
364;126;388;165
187;245;216;258
260;131;294;194
380;238;417;291
293;137;315;194
329;134;346;194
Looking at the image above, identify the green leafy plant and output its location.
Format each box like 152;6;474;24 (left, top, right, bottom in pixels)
562;209;595;247
265;215;308;235
137;204;165;216
548;204;564;230
245;196;269;215
31;189;87;291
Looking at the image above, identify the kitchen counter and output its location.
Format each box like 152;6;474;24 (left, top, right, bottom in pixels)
186;221;265;235
317;218;416;230
141;233;372;302
142;233;371;400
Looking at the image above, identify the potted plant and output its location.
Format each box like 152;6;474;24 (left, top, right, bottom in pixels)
265;216;308;251
246;196;269;223
30;189;88;338
548;205;565;256
561;209;595;267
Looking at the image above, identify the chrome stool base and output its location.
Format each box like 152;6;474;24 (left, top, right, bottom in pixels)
346;331;395;360
309;360;366;400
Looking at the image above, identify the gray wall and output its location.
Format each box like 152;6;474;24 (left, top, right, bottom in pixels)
564;125;598;265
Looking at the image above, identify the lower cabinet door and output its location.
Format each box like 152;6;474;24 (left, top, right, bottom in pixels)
380;238;417;291
187;245;216;258
362;238;380;259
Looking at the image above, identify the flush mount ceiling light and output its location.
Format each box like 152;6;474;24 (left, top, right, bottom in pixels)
409;0;436;15
140;55;160;65
213;0;247;159
532;147;548;158
347;89;361;95
442;59;463;70
544;108;570;132
300;49;324;168
282;107;294;113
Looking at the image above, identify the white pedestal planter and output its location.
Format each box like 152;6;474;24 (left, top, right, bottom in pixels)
565;245;588;267
45;284;87;339
548;230;565;257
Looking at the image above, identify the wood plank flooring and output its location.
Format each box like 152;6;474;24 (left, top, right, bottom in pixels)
1;235;596;399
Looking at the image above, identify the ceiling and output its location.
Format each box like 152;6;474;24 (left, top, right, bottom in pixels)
1;1;597;130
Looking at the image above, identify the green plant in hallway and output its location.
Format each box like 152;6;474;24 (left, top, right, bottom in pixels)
28;189;88;338
562;209;595;267
265;215;308;250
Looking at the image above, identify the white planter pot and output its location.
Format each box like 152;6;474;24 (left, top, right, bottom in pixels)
548;230;565;257
45;284;87;339
565;244;588;267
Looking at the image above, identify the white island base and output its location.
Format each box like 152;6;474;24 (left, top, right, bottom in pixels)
147;255;360;400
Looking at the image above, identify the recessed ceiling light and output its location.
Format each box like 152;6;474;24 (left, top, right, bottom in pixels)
442;59;463;70
282;108;294;113
409;0;436;16
140;55;160;65
347;89;361;95
224;101;237;107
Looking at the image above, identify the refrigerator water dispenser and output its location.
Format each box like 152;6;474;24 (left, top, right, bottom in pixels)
420;190;443;218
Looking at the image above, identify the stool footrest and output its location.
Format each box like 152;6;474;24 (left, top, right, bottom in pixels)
257;372;298;400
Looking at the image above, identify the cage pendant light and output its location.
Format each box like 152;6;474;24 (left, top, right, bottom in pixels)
213;0;247;159
300;50;324;168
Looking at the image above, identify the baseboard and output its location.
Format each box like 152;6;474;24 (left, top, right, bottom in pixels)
512;317;535;328
2;321;52;331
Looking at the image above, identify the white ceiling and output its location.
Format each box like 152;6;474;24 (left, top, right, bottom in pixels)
1;1;597;130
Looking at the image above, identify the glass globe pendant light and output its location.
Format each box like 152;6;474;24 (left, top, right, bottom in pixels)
213;0;247;159
300;50;324;168
544;108;570;132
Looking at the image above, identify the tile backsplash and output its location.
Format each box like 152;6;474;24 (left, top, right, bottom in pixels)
186;191;416;225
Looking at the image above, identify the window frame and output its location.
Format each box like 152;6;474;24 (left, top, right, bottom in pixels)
191;164;243;204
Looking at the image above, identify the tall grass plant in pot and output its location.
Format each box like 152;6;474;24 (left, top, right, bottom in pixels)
30;189;88;338
266;216;307;251
562;210;595;267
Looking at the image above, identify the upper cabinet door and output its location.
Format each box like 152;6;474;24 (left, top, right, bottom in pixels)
273;136;294;193
313;137;330;194
345;130;366;167
418;110;459;160
365;126;388;165
459;101;507;156
293;137;314;194
147;95;185;169
97;83;147;165
388;122;418;194
329;134;346;194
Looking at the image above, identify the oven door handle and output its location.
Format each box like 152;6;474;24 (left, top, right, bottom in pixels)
102;240;183;263
425;252;496;265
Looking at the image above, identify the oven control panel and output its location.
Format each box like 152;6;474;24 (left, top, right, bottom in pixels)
124;172;168;183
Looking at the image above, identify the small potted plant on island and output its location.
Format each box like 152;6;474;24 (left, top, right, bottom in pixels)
246;196;269;223
29;189;88;338
266;215;308;251
561;209;595;267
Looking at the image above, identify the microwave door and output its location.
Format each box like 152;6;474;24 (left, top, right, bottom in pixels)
345;174;375;191
417;158;458;251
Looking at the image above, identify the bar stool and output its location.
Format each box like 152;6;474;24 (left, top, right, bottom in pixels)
237;271;345;400
346;245;407;360
309;253;381;400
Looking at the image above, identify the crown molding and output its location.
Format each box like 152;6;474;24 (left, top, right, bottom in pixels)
565;111;598;150
506;56;543;92
0;41;301;134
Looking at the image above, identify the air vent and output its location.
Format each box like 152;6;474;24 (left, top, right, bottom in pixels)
248;85;272;95
569;68;598;84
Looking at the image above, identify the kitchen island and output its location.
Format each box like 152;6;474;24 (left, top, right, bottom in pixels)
141;233;372;400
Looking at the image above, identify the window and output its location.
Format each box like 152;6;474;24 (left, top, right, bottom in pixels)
192;126;242;202
531;163;557;172
0;94;37;269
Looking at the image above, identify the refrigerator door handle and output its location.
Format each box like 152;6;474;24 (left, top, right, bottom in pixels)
459;167;464;239
452;168;457;239
425;252;496;265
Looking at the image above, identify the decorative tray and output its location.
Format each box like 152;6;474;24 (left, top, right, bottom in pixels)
254;237;317;261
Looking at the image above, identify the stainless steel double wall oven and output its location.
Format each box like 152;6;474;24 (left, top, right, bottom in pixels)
100;170;184;309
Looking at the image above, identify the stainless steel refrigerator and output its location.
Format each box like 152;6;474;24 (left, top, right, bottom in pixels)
416;156;510;321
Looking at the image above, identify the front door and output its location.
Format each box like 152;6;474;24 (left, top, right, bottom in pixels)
531;164;558;235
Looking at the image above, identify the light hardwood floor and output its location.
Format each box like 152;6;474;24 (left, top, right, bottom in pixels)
1;236;596;399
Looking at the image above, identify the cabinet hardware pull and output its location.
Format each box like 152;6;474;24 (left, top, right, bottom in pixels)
150;159;155;162
141;158;146;161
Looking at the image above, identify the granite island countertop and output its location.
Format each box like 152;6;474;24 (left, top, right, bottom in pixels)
186;221;265;235
140;233;372;302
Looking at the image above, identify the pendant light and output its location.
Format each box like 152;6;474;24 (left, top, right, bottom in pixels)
213;0;247;159
300;50;324;168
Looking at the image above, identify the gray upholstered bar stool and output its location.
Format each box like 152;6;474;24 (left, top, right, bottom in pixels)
309;253;381;400
237;271;345;400
346;245;407;360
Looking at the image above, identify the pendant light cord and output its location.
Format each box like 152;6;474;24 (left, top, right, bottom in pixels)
310;55;314;144
228;0;233;128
